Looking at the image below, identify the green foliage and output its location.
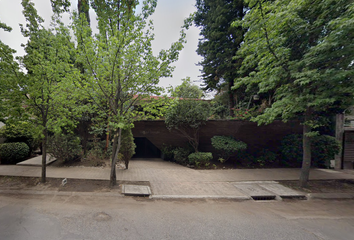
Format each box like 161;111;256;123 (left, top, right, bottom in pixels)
161;144;175;161
72;0;189;184
280;134;340;168
235;0;354;124
0;142;30;164
87;140;112;160
195;0;246;115
253;149;278;168
119;128;136;169
233;0;354;184
188;152;213;167
209;93;230;119
211;136;247;162
0;121;40;153
165;100;210;152
173;147;192;165
168;77;204;99
47;133;82;163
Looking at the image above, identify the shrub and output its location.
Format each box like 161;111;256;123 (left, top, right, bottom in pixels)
119;128;136;169
234;151;256;167
87;140;112;159
173;147;192;165
0;142;30;164
188;152;213;168
47;133;82;163
280;134;340;168
253;149;278;167
161;144;175;161
0;122;40;153
211;136;247;162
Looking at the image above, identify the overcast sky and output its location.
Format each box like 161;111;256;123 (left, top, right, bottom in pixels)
0;0;204;92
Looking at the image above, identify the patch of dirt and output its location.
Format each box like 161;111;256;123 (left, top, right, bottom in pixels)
49;158;127;169
0;176;150;193
279;179;354;193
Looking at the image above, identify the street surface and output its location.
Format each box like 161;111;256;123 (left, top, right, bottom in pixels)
0;193;353;240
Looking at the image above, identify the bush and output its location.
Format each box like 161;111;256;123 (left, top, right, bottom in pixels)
188;152;213;168
173;147;192;165
211;136;247;162
280;134;340;168
87;140;112;159
0;122;40;153
119;128;136;169
0;142;30;164
47;133;82;163
161;144;175;161
252;149;278;167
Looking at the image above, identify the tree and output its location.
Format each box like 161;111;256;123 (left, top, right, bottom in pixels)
194;0;246;116
73;0;189;186
169;77;204;99
18;0;79;183
165;100;210;152
0;22;25;124
119;128;136;169
234;0;354;187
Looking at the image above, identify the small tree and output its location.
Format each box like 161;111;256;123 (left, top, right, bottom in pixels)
165;100;210;152
119;128;136;169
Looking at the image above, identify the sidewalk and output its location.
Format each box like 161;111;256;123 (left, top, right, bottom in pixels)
1;157;354;200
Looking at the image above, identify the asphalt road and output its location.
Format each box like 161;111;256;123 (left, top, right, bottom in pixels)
0;193;353;240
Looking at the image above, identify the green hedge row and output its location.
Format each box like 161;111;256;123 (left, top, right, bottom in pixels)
0;142;30;164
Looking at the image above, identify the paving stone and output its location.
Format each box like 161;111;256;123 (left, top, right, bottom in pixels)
122;185;151;196
17;155;56;166
259;183;306;198
233;183;275;198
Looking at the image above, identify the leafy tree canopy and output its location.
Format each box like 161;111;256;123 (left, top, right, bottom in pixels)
165;99;210;152
195;0;246;114
233;0;354;186
168;77;204;99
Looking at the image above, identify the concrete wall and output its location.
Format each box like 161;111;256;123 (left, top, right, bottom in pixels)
132;120;303;153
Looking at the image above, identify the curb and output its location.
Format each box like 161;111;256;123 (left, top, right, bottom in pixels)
307;193;354;200
151;195;251;201
0;189;124;197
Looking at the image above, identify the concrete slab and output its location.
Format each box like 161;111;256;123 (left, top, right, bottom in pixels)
317;169;341;174
17;155;56;166
259;183;306;199
233;183;275;199
308;193;354;200
122;185;151;196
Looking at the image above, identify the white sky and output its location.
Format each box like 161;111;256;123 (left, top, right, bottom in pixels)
0;0;204;92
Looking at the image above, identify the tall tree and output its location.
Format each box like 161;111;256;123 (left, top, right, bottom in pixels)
234;0;354;186
194;0;246;116
73;0;189;186
19;0;79;183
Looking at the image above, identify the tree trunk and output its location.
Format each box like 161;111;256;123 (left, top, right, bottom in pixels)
299;109;312;187
110;128;122;187
334;114;344;170
228;80;234;117
41;128;48;183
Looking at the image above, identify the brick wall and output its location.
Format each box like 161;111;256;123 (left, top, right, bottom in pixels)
132;120;302;153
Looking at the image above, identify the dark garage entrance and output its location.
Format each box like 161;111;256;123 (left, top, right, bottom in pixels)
133;137;161;158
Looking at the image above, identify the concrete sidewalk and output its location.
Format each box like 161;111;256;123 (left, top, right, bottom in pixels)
1;157;354;199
